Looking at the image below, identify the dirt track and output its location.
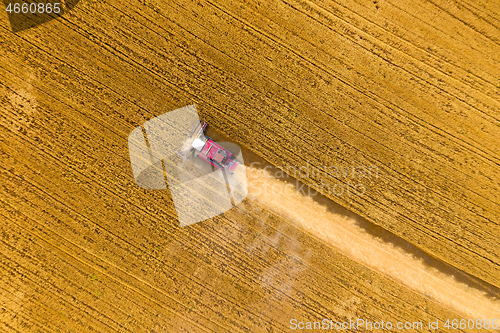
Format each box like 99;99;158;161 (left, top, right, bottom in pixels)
1;0;500;331
245;164;500;320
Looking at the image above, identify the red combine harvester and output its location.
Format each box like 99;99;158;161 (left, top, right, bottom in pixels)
177;121;239;174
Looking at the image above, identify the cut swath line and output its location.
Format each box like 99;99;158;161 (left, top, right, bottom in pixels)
246;166;500;320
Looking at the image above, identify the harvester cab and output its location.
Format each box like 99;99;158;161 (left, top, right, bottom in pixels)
177;121;239;174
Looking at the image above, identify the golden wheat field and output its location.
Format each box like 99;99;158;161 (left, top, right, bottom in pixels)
1;0;500;332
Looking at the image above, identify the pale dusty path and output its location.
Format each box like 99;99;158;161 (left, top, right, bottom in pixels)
246;166;500;321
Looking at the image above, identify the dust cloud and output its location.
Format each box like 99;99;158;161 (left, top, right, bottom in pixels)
244;166;500;320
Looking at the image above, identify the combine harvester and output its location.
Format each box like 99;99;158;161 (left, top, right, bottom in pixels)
177;121;239;174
